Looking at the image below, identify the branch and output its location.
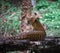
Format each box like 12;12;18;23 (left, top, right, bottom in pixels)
0;30;45;51
0;36;60;52
0;31;60;52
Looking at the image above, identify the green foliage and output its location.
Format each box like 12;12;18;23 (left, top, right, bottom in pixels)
0;0;21;35
36;0;60;36
4;9;21;35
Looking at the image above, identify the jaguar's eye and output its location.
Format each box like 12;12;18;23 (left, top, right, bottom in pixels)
34;12;37;15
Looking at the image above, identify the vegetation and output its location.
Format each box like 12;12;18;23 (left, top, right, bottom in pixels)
0;0;60;36
36;0;60;36
0;0;60;53
0;0;21;35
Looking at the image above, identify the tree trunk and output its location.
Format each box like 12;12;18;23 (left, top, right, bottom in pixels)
20;0;32;18
20;0;33;34
19;0;32;53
